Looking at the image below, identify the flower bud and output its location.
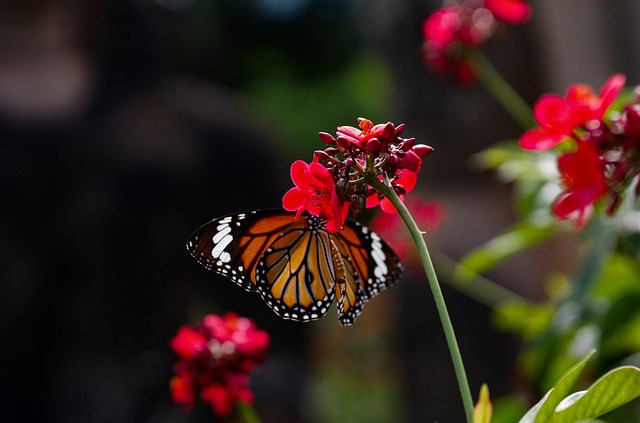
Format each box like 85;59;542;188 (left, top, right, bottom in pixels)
398;150;422;173
395;123;405;136
400;138;416;151
389;154;401;166
624;104;640;138
336;135;352;149
365;138;381;152
381;122;396;142
335;178;350;199
319;132;337;146
413;144;434;158
314;150;332;161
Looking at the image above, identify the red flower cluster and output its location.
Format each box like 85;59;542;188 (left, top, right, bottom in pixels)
422;0;531;84
282;118;433;232
169;313;269;418
520;74;640;229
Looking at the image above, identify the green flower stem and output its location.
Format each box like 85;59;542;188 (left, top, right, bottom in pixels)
474;51;536;130
366;175;474;423
236;401;262;423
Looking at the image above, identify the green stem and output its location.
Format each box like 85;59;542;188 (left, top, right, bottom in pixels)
474;51;536;130
366;175;475;423
236;401;262;423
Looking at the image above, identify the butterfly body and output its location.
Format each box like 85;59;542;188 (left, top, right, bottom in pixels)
187;210;402;325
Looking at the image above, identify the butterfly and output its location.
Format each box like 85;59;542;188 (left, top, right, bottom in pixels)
186;209;403;325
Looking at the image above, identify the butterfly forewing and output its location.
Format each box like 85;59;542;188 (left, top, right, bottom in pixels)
186;210;297;291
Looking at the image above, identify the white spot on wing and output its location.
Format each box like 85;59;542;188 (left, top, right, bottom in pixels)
211;234;233;258
213;225;231;243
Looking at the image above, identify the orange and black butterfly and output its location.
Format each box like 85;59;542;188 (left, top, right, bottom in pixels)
186;210;403;325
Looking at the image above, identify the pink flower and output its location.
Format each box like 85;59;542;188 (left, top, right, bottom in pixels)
520;74;626;151
485;0;531;24
282;159;347;233
552;141;608;230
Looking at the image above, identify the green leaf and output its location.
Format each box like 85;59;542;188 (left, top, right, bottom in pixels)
532;350;595;423
518;350;595;423
518;391;551;423
457;222;556;278
518;350;640;423
549;366;640;422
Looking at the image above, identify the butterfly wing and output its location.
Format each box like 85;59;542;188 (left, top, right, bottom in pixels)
329;233;367;325
255;214;336;321
187;209;403;325
186;210;299;291
332;220;404;324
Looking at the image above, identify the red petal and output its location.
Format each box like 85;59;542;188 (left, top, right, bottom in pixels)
597;73;626;116
396;170;418;192
290;160;310;189
307;162;334;189
519;128;568;151
282;187;310;212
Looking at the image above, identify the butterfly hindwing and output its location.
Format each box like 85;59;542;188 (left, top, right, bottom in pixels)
337;221;403;300
187;209;403;325
255;214;336;321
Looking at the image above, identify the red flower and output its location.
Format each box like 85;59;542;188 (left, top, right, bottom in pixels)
288;118;432;228
369;198;446;274
200;374;254;417
169;366;196;409
169;312;269;418
520;74;626;151
485;0;531;24
421;5;493;84
170;326;208;361
282;159;347;233
366;169;418;213
552;141;608;230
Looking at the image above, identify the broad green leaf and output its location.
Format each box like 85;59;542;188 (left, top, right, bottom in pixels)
473;384;492;423
457;222;556;278
518;391;551;423
517;350;594;423
549;366;640;422
532;350;595;423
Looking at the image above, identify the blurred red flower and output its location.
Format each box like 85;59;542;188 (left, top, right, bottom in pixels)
485;0;531;24
520;74;626;151
169;312;269;418
552;142;608;229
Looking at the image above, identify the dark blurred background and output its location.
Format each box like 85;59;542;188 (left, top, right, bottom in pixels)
1;0;637;422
